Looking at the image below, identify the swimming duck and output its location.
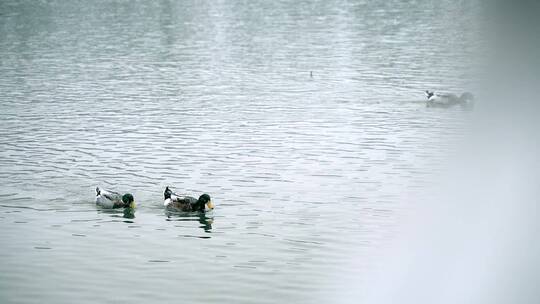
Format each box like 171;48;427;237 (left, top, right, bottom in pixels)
425;91;474;109
95;187;135;209
163;186;214;212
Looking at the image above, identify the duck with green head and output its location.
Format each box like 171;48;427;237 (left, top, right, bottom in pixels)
95;187;136;209
163;186;214;212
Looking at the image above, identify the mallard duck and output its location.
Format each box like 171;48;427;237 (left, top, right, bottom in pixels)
95;187;135;209
425;91;474;109
163;186;214;212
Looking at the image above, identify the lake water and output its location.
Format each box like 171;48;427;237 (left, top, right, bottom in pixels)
0;1;478;303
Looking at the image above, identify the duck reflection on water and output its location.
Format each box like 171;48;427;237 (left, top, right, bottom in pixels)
96;206;137;222
165;211;214;233
123;207;136;219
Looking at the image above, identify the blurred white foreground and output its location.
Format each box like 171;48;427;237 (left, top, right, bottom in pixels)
343;3;540;302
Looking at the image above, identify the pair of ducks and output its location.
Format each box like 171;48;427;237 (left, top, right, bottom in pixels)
95;186;215;212
425;90;475;109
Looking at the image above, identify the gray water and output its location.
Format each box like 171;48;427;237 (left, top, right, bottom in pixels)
0;1;478;303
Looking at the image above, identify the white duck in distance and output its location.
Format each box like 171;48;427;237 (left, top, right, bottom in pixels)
425;90;475;109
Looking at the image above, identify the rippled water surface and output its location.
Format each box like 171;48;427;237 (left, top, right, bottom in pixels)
0;1;478;303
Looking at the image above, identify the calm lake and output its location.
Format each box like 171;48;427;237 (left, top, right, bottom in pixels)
0;1;478;303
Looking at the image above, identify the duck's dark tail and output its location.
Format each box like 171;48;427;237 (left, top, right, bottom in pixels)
96;187;101;196
164;186;172;200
